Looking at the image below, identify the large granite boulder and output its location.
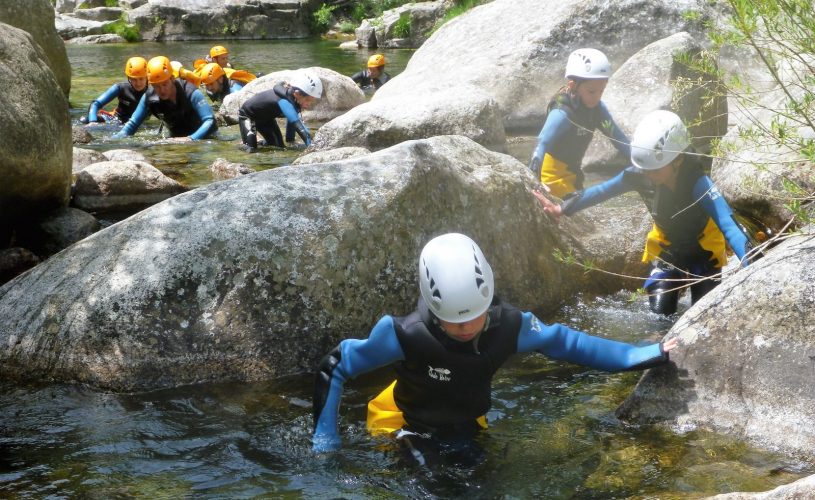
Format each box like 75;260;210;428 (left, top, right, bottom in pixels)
220;67;365;124
0;0;71;96
0;135;605;391
582;32;728;173
707;474;815;499
355;1;446;49
0;24;72;230
616;228;815;461
72;161;187;212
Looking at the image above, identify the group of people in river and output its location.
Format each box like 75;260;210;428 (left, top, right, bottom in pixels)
311;48;755;465
84;46;392;150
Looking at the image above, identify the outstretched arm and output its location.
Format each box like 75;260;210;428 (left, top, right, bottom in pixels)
279;99;311;146
313;316;405;452
516;312;672;371
188;89;216;140
113;94;148;138
694;176;751;265
88;84;120;123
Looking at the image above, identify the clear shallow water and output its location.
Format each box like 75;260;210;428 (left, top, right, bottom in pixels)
2;292;809;498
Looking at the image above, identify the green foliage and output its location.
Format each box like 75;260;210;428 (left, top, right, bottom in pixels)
339;21;357;34
392;12;411;39
103;16;141;42
105;0;119;7
312;3;337;33
432;0;487;34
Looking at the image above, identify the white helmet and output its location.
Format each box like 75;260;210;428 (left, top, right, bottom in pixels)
289;72;323;99
630;110;691;170
564;48;611;80
418;233;494;323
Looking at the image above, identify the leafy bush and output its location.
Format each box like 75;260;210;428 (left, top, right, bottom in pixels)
103;17;141;42
392;12;411;38
339;21;357;34
312;3;337;33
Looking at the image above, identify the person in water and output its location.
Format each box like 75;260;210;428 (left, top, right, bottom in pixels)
312;232;678;458
351;54;390;92
84;56;148;124
535;110;752;315
205;45;232;69
528;48;631;198
113;56;217;142
237;72;322;151
196;62;255;105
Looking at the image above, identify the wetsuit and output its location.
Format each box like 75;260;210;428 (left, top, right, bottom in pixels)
87;81;146;123
529;91;630;198
560;156;751;315
351;69;391;91
205;75;244;104
312;296;669;452
114;79;217;140
237;83;311;148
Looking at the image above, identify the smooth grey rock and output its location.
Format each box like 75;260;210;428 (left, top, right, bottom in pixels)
20;207;101;258
72;160;186;211
55;14;106;39
64;33;127;44
355;1;445;49
220;67;365;124
617;228;815;462
102;149;148;163
0;248;40;286
705;474;815;499
73;147;107;174
0;0;71;95
209;158;255;180
72;125;94;144
291;147;372;165
0;135;601;391
71;7;124;22
0;23;72;228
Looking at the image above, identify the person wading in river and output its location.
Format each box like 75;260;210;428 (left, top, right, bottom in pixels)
83;56;148;125
312;233;678;463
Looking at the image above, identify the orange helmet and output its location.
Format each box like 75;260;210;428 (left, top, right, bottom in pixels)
147;56;173;84
209;45;229;58
125;56;148;79
367;54;385;68
198;62;226;85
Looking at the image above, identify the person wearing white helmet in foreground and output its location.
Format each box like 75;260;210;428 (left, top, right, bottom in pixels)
237;71;323;151
535;110;753;315
528;48;631;197
312;233;678;460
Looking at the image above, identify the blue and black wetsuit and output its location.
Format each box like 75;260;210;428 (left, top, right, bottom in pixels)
560;156;751;314
115;79;217;140
237;83;311;149
206;75;244;104
87;81;146;123
530;90;630;198
312;296;668;452
351;69;391;92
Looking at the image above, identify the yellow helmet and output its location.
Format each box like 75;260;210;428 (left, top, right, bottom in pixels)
124;57;148;79
198;62;226;85
367;54;385;68
209;45;229;58
147;56;173;84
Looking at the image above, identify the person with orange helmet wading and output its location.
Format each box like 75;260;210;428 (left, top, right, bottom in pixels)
312;233;679;461
205;45;232;69
528;48;631;198
196;62;255;105
83;56;148;124
535;110;753;316
113;56;217;141
237;72;322;151
351;54;390;93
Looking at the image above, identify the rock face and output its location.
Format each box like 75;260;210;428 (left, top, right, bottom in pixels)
0;136;601;391
582;32;728;173
72;161;187;212
313;0;712;152
616;228;815;461
0;0;71;96
355;1;446;49
125;0;316;41
707;474;815;499
0;23;72;228
220;67;366;124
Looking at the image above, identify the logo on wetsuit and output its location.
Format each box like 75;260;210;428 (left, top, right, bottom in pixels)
427;365;451;381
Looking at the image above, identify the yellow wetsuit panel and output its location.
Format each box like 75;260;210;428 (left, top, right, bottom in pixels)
642;218;727;268
367;380;488;435
540;153;576;198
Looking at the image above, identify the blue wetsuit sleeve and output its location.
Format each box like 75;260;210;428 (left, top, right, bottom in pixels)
560;170;633;216
530;109;571;170
188;89;216;140
694;176;751;264
516;312;667;371
279;99;311;146
313;316;405;452
230;81;244;93
88;84;119;122
114;94;148;138
598;102;631;158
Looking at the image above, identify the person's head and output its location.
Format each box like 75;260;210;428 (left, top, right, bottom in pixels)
630;110;691;184
209;45;229;67
199;62;226;93
418;233;494;342
564;48;611;109
289;72;323;109
124;56;148;92
367;54;386;78
147;56;176;100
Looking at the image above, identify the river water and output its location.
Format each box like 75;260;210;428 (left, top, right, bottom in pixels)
0;40;811;498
